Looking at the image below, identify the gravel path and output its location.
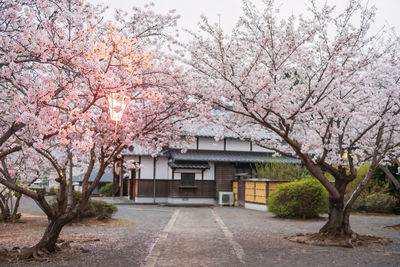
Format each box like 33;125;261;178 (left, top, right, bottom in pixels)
4;197;400;266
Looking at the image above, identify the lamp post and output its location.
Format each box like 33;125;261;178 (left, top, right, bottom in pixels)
106;92;129;203
106;92;130;139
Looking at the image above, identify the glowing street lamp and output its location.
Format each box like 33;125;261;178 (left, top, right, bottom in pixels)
106;92;130;138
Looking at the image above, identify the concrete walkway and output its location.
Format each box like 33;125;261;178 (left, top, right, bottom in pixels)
14;197;400;267
143;208;243;267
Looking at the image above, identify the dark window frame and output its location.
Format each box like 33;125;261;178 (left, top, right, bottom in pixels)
181;172;196;187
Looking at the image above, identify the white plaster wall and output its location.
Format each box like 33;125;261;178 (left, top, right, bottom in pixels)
226;139;251;151
140;156;154;179
155;157;169;179
195;173;202;180
203;162;215;180
252;144;270;152
198;137;224;150
124;155;139;161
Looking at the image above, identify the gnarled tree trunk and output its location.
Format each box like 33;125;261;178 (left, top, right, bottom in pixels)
20;218;66;259
319;178;352;237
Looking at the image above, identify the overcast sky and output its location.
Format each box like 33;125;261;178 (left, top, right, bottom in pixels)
87;0;400;39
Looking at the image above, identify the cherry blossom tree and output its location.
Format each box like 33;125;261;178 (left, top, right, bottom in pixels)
0;149;50;222
186;0;400;240
0;0;194;258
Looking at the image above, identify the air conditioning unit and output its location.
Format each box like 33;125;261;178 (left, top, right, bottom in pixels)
218;192;234;206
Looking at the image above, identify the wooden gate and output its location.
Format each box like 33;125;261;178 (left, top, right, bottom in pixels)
234;179;290;207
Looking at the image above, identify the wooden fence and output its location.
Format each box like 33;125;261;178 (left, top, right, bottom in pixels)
233;179;290;205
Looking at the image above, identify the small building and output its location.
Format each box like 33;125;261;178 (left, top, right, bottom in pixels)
72;170;113;193
122;125;299;205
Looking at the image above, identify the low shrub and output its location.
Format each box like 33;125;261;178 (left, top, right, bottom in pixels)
267;179;328;219
99;183;113;196
352;189;398;214
79;198;118;220
344;164;400;214
52;192;117;221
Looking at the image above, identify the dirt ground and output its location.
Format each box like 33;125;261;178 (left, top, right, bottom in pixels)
0;197;399;267
0;214;132;265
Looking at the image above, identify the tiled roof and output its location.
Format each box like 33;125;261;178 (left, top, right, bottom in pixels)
169;149;300;164
168;161;210;169
72;170;113;183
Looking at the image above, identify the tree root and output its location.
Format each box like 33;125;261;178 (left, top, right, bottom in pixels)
287;232;392;248
384;224;400;230
19;245;61;261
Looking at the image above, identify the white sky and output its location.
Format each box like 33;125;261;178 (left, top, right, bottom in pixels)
88;0;400;39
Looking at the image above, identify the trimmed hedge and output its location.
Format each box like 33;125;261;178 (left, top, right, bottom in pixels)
267;179;328;218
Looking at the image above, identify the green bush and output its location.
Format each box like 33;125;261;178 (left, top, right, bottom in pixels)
79;198;118;220
99;183;113;196
267;179;328;218
252;162;309;181
52;191;117;221
352;185;398;214
99;179;128;196
344;163;400;214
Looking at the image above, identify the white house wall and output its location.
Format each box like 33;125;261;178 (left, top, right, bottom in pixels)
140;156;154;179
226;139;250;151
203;162;214;180
128;156;170;180
125;155;139;162
155;157;169;179
198;137;224;150
252;144;270;152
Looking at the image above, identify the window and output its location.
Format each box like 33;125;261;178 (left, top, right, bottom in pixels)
181;173;195;187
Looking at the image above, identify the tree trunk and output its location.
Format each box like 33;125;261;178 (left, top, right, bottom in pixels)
0;193;10;221
10;194;21;222
0;198;9;221
20;218;65;259
319;178;353;237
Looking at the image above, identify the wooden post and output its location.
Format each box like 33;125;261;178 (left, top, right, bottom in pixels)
153;157;157;203
112;161;115;200
119;158;123;203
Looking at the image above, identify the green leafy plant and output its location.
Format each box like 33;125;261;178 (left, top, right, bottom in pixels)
267;179;328;218
252;162;308;181
352;189;398;214
52;192;117;221
99;183;113;196
345;163;400;214
79;199;118;221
